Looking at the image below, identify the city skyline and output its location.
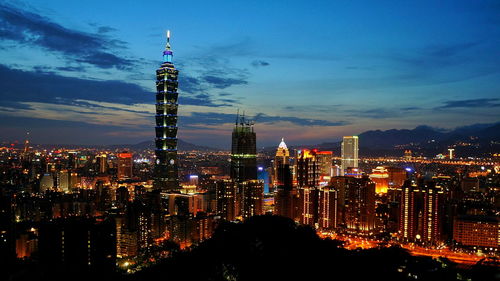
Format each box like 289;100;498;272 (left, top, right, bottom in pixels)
1;1;500;148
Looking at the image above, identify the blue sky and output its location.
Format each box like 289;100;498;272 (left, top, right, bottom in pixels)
0;0;499;147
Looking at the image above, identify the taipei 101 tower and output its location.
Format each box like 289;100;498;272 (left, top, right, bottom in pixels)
154;30;179;192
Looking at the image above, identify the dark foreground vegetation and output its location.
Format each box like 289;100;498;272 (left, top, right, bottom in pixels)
5;215;498;281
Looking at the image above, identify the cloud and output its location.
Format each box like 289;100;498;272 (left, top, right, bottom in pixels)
55;66;85;72
177;112;347;128
179;94;232;107
437;98;500;109
423;42;481;58
0;3;133;69
400;107;420;111
202;75;248;89
97;26;117;34
0;115;150;145
251;60;270;67
0;64;150;107
177;74;205;94
0;63;238;117
254;113;348;126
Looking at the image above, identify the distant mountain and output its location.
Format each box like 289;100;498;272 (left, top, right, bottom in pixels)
262;122;499;157
358;125;443;149
15;139;218;151
358;122;499;149
126;139;217;151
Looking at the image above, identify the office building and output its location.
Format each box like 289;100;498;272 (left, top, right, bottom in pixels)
239;180;264;219
453;215;499;251
399;180;445;244
341;136;359;175
118;152;133;180
274;163;297;220
318;186;338;230
215;180;237;221
272;138;290;188
344;176;376;232
296;149;320;226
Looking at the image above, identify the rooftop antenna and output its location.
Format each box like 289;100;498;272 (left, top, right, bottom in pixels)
165;30;171;50
235;108;239;125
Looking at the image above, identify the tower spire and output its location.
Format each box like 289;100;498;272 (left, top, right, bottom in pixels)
165;30;171;50
163;30;173;63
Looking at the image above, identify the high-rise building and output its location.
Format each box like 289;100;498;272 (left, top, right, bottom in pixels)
96;154;108;174
399;180;445;244
229;113;262;220
316;150;333;178
57;170;69;192
154;30;180;192
118;152;133;180
421;183;445;244
296;149;320;226
40;173;54;193
296;149;320;188
239;180;264;219
341;136;359;175
274;163;297;221
215;180;237;221
318;186;338;230
272;138;290;188
230;113;257;183
343;176;376;232
399;181;419;241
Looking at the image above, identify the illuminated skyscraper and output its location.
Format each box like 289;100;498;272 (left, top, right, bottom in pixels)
399;179;445;244
318;187;338;230
154;30;180;192
343;176;376;232
239;180;264;219
96;154;108;174
296;149;320;226
118;152;133;180
274;163;297;220
421;183;444;244
341;136;359;175
399;180;419;241
216;180;237;221
272;138;290;188
230;113;257;182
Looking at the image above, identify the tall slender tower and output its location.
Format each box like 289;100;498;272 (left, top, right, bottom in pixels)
154;30;179;192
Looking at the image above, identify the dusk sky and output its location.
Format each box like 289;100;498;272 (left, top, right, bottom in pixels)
1;0;499;148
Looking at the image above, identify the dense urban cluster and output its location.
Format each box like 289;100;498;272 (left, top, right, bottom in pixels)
1;32;498;280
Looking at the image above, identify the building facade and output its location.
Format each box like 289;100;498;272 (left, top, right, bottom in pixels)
118;152;133;180
341;136;359;175
230;113;257;183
